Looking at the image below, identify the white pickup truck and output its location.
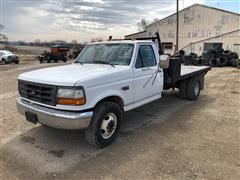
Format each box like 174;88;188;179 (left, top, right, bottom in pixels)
16;34;210;147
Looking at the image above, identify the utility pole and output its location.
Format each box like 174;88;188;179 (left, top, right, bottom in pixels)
176;0;179;51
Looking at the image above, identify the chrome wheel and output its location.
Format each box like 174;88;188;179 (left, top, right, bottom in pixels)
194;81;200;96
100;113;117;139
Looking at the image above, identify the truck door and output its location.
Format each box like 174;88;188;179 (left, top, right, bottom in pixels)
133;44;163;104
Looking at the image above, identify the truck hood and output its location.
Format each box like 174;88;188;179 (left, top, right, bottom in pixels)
18;64;130;86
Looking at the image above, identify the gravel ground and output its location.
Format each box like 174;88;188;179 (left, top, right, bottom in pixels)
0;65;239;180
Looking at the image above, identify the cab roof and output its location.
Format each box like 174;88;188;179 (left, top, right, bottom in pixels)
89;40;155;45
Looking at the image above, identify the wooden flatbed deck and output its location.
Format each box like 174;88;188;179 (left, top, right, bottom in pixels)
180;65;211;79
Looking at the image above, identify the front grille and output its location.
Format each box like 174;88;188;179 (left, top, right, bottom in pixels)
8;55;17;60
18;80;56;106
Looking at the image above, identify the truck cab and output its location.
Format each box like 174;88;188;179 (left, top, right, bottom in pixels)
16;34;210;148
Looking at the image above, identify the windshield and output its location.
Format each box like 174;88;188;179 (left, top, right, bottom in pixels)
75;43;134;66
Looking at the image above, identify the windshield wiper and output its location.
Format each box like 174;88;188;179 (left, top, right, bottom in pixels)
92;60;115;67
74;61;84;65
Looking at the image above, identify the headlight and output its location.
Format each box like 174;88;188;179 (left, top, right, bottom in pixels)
57;88;86;106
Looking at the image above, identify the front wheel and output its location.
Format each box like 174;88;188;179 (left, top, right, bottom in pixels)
1;59;7;65
63;57;67;62
84;102;122;148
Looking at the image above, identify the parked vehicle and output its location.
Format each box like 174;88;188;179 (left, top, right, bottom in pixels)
16;33;210;148
0;50;19;64
36;45;69;63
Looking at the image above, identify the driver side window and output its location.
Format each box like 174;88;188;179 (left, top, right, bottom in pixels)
135;45;156;68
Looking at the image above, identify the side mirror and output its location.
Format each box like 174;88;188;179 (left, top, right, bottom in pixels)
159;55;170;69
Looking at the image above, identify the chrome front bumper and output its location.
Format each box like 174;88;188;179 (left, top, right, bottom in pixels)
16;98;93;130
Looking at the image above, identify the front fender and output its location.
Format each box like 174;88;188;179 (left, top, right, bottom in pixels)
87;89;124;108
1;55;7;59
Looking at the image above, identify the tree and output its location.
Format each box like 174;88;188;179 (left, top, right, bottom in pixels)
71;40;78;45
0;24;8;41
34;39;41;45
90;37;103;43
51;40;67;45
152;18;159;23
137;19;148;31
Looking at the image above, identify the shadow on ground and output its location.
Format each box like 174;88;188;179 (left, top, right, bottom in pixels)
2;91;195;177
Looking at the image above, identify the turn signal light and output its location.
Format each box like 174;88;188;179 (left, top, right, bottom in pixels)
57;98;86;106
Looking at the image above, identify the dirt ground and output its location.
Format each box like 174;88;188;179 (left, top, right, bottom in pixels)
0;64;239;180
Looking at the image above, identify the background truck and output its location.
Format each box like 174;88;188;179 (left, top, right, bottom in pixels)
36;45;69;63
16;33;210;148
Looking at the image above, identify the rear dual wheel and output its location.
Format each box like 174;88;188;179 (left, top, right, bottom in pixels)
186;77;201;100
179;76;201;101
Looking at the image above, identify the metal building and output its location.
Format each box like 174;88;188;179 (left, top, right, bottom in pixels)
125;4;240;55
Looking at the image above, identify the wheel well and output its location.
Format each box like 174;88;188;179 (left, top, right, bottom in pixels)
95;96;124;110
177;74;204;89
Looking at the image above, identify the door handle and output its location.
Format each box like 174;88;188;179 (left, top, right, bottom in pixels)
142;68;152;71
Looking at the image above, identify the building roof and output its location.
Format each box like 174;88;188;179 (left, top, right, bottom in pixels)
146;3;240;28
125;31;147;37
90;40;154;45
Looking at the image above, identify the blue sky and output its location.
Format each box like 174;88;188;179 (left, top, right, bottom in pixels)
0;0;239;42
205;0;239;13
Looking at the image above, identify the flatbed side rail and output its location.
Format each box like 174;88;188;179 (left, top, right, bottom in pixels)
180;66;211;80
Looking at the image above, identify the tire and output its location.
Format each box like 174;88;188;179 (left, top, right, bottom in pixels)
236;59;240;69
229;58;236;67
183;55;193;65
84;102;122;148
15;60;19;64
47;57;51;63
63;57;67;62
232;52;239;60
216;56;228;67
223;50;234;60
186;77;201;101
218;48;224;53
193;58;202;66
223;50;231;54
209;57;217;67
190;53;197;59
2;59;7;65
207;49;217;54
